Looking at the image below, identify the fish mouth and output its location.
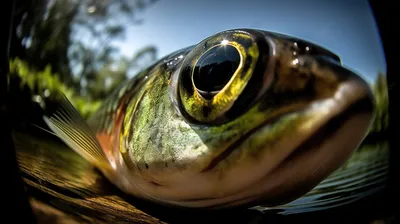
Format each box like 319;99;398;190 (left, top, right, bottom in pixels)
202;78;374;173
241;94;375;208
286;95;373;160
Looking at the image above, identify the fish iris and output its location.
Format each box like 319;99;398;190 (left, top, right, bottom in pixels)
193;45;240;98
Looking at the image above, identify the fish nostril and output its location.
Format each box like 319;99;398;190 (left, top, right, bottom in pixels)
192;45;241;99
295;41;341;64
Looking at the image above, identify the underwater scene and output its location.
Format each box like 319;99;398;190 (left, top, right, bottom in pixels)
5;0;392;223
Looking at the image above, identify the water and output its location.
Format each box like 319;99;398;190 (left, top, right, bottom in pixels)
12;127;392;224
251;143;390;215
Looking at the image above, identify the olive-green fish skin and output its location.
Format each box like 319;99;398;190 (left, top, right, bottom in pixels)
81;29;375;208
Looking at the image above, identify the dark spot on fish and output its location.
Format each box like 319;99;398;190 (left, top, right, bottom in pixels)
148;180;162;186
149;128;160;145
145;162;149;169
192;143;204;151
281;41;291;50
158;141;164;153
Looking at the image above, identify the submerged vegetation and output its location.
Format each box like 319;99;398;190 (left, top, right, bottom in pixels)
359;72;390;146
8;57;102;119
370;72;389;133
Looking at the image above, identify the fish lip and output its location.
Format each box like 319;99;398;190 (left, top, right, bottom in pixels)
284;94;374;162
202;78;374;173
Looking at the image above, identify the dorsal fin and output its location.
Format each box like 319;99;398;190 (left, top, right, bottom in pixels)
43;95;111;170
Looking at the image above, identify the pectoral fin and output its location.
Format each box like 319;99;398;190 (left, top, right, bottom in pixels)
43;95;111;170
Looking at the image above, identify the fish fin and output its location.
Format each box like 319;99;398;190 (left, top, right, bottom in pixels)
43;95;111;170
29;122;60;137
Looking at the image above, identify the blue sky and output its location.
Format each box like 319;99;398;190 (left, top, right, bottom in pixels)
113;0;386;83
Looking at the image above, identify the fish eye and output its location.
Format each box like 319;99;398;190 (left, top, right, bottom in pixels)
175;29;273;124
192;45;241;99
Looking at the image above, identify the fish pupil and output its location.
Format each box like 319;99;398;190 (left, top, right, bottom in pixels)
193;45;240;98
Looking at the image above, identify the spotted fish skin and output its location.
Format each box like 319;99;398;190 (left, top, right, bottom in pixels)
44;29;375;209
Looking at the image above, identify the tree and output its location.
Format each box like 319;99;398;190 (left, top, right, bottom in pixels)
10;0;159;101
11;0;76;85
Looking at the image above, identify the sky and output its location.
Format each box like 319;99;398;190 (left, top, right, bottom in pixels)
113;0;386;83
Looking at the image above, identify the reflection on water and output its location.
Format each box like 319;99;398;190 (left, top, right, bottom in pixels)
252;142;389;215
13;127;391;222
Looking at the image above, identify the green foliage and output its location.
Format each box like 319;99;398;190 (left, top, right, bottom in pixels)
8;58;101;120
86;58;128;100
13;0;159;101
370;73;389;133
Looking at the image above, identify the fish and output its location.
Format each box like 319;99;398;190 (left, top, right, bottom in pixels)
43;28;376;209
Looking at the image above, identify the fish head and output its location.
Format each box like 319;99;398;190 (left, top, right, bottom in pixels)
117;29;375;208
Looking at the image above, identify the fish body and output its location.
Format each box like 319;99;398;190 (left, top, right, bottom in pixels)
44;29;375;209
